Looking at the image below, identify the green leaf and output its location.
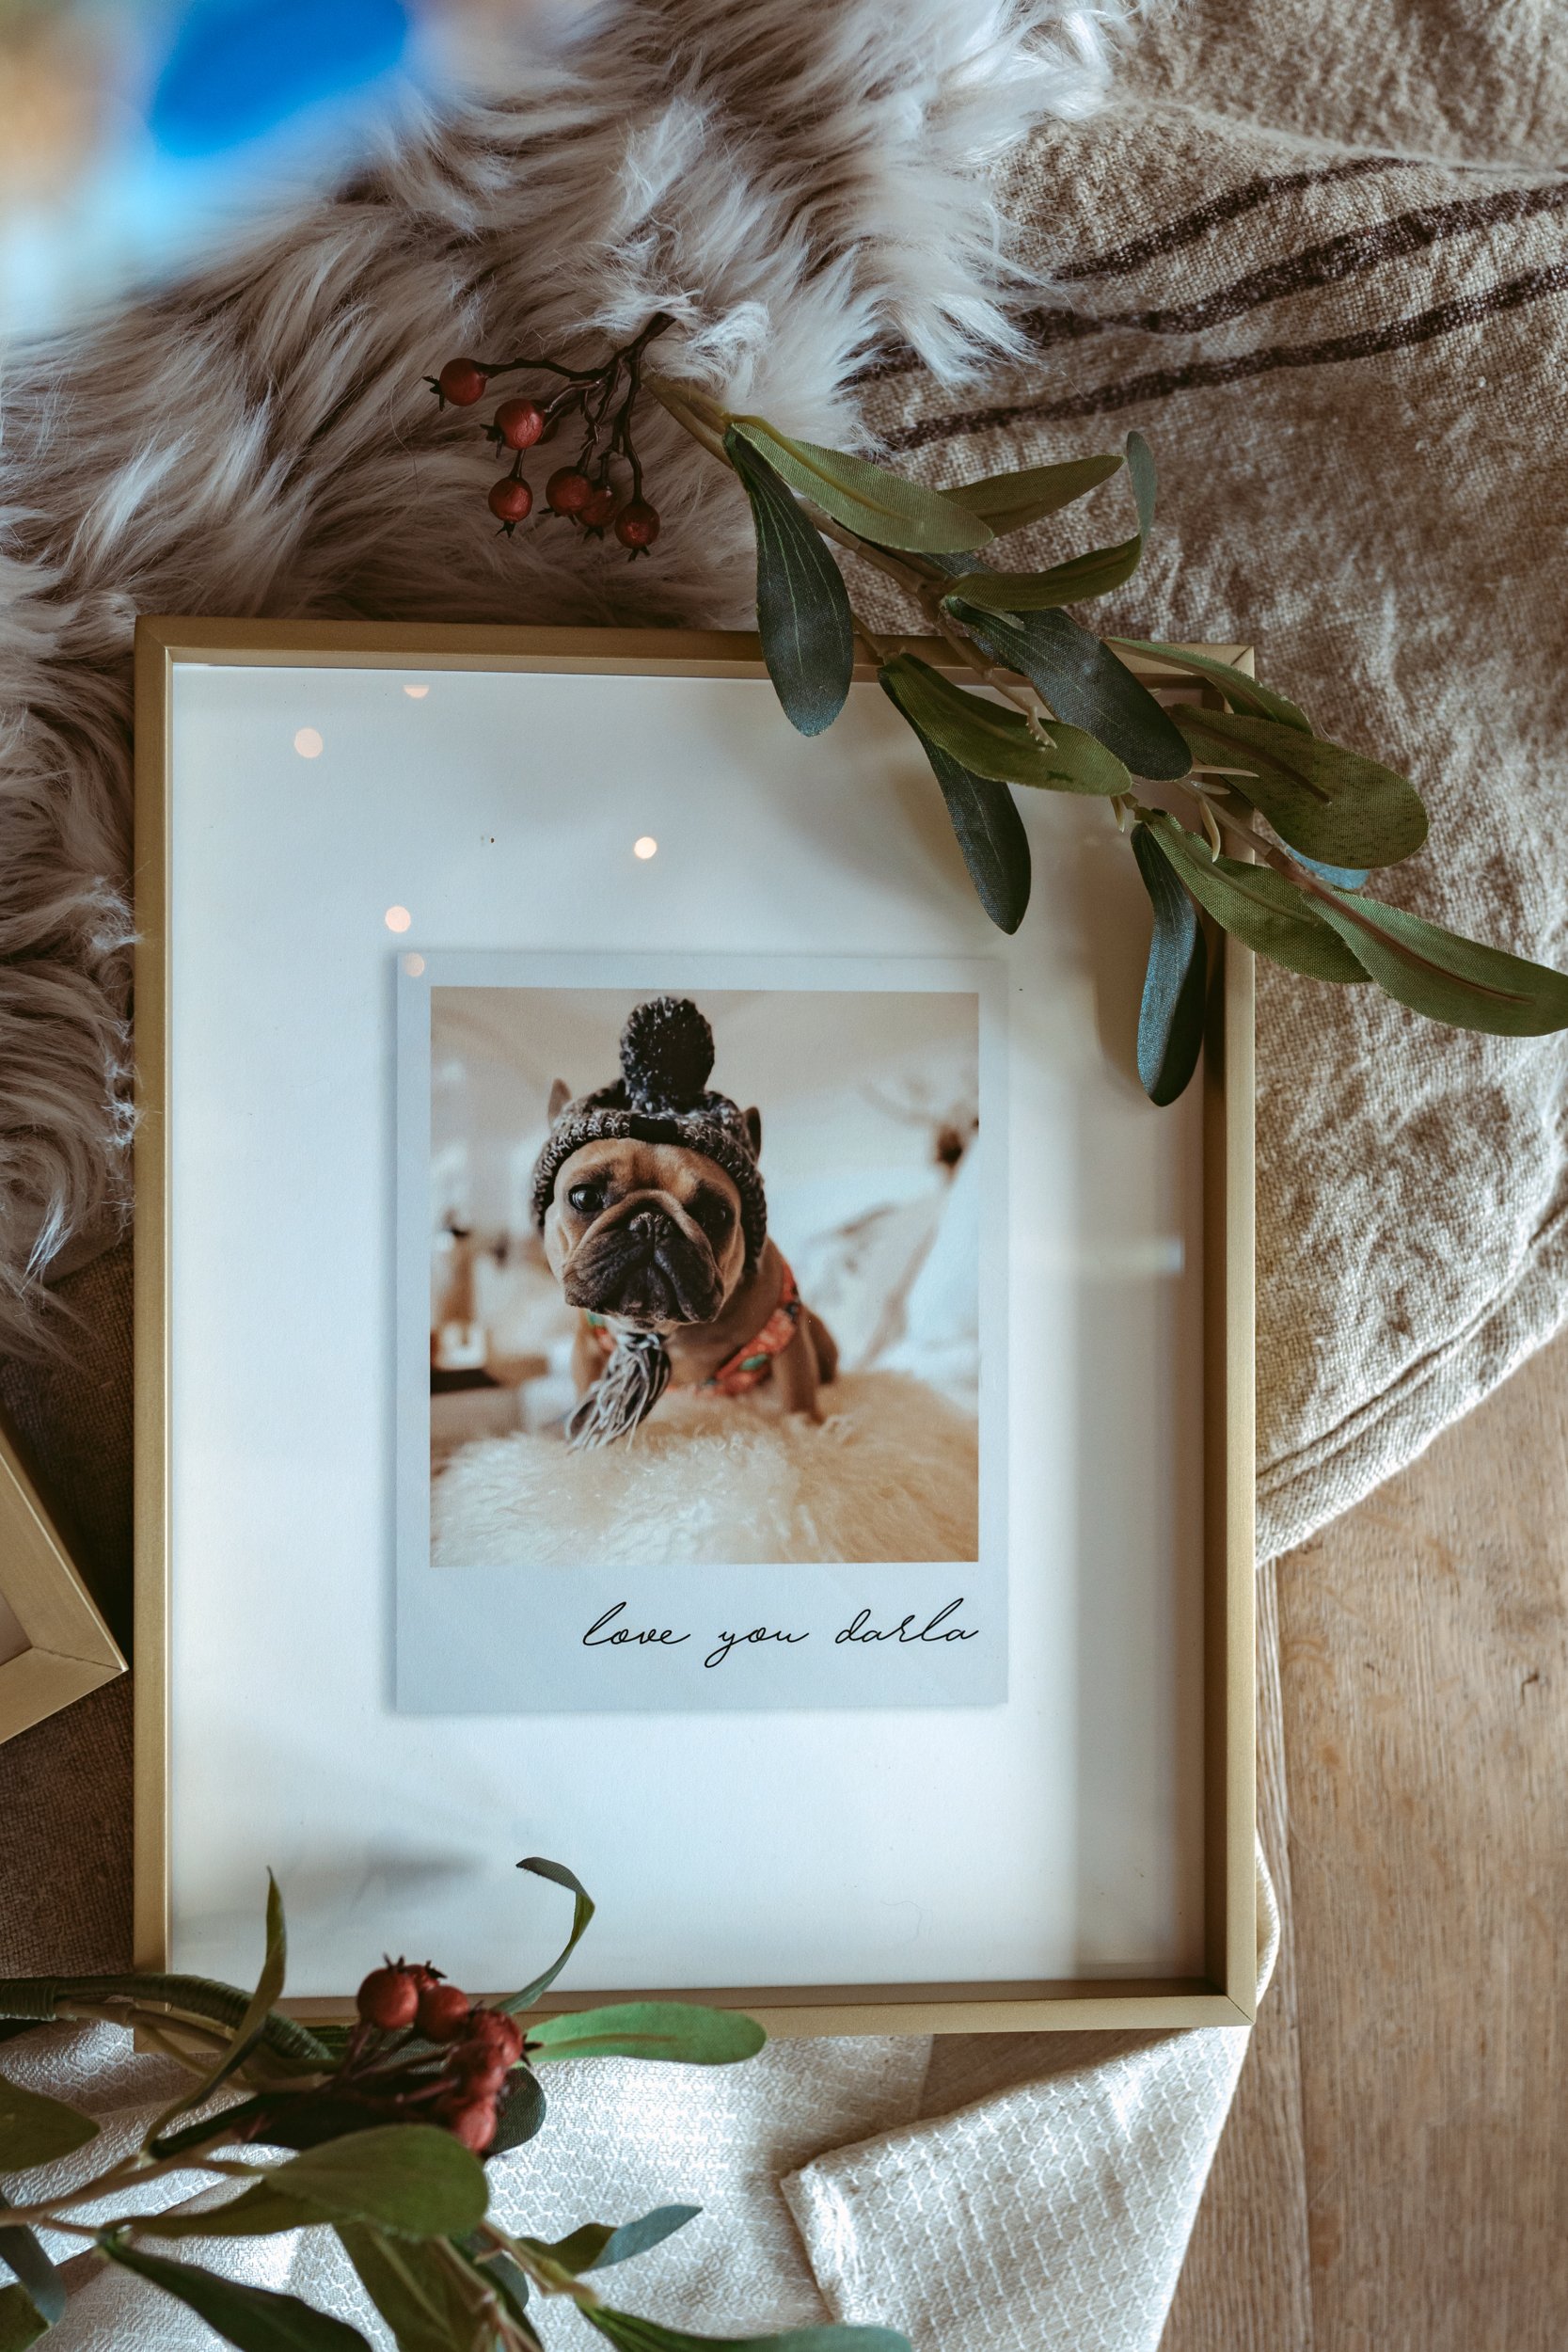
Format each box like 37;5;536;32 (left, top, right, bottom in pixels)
1312;891;1568;1036
526;2003;766;2066
0;1977;332;2071
1105;640;1311;732
944;535;1143;612
0;2205;65;2328
886;686;1030;933
0;2283;49;2352
1131;825;1209;1106
946;602;1191;781
0;2074;99;2172
459;2234;532;2322
138;2184;322;2243
944;431;1153;612
501;1857;597;2015
153;2127;487;2241
530;2206;702;2277
487;2061;546;2156
336;2224;483;2352
100;2239;372;2352
879;655;1130;795
586;2309;913;2352
270;2128;487;2238
725;429;853;738
149;1874;289;2153
1144;815;1369;983
1172;709;1428;868
944;452;1124;534
727;421;990;553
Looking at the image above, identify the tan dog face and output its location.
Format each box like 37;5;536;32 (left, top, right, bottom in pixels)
542;1139;748;1332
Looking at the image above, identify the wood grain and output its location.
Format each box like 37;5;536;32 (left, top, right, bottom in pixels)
1160;1555;1311;2348
1164;1322;1568;2348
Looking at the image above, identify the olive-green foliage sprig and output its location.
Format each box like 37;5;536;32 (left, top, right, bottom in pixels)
0;1862;910;2352
430;335;1568;1104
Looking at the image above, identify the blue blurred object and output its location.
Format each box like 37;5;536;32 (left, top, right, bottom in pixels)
1291;850;1370;892
150;0;411;156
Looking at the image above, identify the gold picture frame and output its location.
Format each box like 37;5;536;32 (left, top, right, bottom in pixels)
0;1411;124;1746
134;616;1256;2035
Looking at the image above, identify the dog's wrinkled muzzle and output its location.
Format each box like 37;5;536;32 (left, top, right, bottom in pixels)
562;1203;724;1326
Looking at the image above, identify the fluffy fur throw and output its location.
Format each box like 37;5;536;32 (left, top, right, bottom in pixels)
433;1373;979;1565
0;0;1134;1348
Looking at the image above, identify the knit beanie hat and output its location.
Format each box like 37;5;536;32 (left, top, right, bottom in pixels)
531;997;768;1266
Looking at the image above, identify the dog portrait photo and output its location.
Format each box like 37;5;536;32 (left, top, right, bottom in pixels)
396;953;1006;1712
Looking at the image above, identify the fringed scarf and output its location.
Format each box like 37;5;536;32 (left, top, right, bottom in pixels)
564;1328;673;1450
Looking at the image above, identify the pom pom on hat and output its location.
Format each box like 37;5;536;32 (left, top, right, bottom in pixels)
620;996;715;1114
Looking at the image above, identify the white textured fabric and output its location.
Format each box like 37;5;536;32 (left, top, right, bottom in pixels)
5;1864;1274;2348
10;2028;930;2345
782;1857;1280;2352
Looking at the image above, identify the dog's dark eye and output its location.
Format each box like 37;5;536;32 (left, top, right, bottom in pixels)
692;1190;733;1236
567;1181;604;1215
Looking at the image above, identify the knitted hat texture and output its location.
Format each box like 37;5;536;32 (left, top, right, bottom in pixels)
531;997;767;1265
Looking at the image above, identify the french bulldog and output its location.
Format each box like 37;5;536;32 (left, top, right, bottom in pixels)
540;1096;838;1421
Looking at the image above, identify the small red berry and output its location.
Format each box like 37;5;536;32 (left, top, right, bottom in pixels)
494;398;546;451
356;1964;419;2032
579;485;618;531
614;499;660;551
446;2092;499;2153
437;358;487;407
450;2045;511;2095
417;1979;474;2042
465;2010;525;2063
546;468;594;516
488;476;533;525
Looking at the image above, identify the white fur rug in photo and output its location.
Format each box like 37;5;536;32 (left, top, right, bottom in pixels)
432;1371;978;1565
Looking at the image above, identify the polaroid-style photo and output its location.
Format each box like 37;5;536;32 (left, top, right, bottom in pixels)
395;955;1006;1713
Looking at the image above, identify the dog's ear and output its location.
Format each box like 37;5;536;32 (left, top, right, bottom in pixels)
744;1105;762;1154
547;1078;572;1120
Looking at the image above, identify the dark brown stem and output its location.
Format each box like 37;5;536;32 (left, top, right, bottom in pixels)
473;317;672;387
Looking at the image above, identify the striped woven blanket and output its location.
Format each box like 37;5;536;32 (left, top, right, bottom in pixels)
861;24;1568;1559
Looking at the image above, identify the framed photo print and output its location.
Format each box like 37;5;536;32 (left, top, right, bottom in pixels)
401;953;1003;1714
135;619;1255;2032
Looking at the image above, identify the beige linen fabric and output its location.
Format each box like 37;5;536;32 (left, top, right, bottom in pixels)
856;66;1568;1559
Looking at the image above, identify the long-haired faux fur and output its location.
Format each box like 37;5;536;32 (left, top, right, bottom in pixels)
0;0;1137;1348
433;1373;979;1565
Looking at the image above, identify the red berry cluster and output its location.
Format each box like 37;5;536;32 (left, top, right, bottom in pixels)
427;315;671;558
355;1960;525;2154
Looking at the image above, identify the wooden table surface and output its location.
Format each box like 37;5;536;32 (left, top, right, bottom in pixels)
1161;1321;1568;2348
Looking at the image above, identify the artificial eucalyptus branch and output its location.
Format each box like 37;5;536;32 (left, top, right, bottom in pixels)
0;1863;909;2352
427;328;1568;1104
